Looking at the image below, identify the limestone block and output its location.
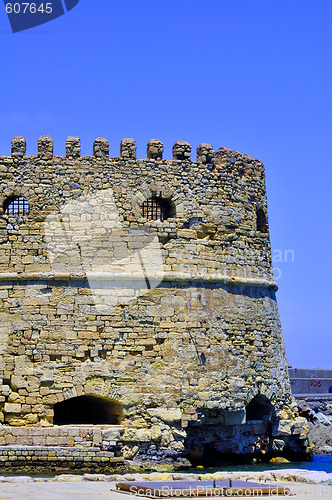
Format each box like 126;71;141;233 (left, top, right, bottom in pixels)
161;430;170;447
170;440;185;452
101;428;121;442
147;408;182;424
293;417;309;436
122;428;151;442
275;419;298;437
8;392;23;403
119;394;143;407
136;429;152;442
1;385;10;396
121;445;137;459
4;403;21;413
171;428;187;439
177;229;197;239
10;375;27;390
151;425;162;442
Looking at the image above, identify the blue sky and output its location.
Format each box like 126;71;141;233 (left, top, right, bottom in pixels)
0;0;331;368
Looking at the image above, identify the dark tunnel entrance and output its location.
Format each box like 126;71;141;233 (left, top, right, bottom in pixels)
246;395;274;422
53;395;123;425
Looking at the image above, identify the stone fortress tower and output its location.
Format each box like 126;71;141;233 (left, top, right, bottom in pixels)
0;136;311;470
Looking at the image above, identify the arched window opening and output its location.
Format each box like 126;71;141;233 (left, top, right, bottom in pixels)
142;197;174;222
3;196;29;216
256;208;268;233
53;395;123;425
246;395;273;422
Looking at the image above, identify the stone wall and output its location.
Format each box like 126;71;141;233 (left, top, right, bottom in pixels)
0;137;311;465
0;446;124;472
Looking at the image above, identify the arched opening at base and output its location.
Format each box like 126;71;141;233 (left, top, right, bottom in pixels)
246;395;273;422
53;395;123;425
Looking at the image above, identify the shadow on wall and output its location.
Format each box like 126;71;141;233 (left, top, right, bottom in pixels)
53;395;124;425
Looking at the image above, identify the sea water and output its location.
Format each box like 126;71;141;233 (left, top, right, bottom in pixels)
188;455;332;475
1;454;331;477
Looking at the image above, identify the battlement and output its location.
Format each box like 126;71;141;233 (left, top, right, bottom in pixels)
10;135;215;162
8;135;263;168
0;134;270;284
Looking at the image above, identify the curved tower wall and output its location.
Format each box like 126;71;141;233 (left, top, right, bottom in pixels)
0;137;310;464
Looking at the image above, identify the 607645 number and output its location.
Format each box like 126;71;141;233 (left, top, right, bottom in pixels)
5;3;53;14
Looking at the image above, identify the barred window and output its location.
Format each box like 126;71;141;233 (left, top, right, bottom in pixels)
3;196;29;216
142;197;174;221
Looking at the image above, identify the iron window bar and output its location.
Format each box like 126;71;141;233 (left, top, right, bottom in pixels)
4;196;30;216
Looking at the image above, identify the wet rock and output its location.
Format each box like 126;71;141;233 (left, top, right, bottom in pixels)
316;445;332;454
269;456;290;463
315;412;331;426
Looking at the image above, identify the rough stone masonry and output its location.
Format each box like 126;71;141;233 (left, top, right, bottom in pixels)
0;136;312;470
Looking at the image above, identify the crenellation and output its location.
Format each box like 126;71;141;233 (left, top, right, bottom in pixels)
38;136;53;159
147;139;163;160
93;137;109;158
196;143;215;164
173;140;191;161
11;136;26;157
120;138;136;159
66;136;81;159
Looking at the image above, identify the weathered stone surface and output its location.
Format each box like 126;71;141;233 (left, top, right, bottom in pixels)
147;408;182;424
317;445;332;454
93;137;109;157
147;139;163;159
38;136;53;158
122;428;151;443
11;136;26;157
0;137;311;464
315;412;331;426
173;140;191;160
196;143;215;164
4;403;21;413
120;138;136;159
66;137;81;159
102;428;121;442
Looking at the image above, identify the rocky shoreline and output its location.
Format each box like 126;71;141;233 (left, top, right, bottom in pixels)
296;398;332;455
0;468;331;485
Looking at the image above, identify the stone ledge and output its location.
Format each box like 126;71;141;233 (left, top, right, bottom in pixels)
0;272;278;290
